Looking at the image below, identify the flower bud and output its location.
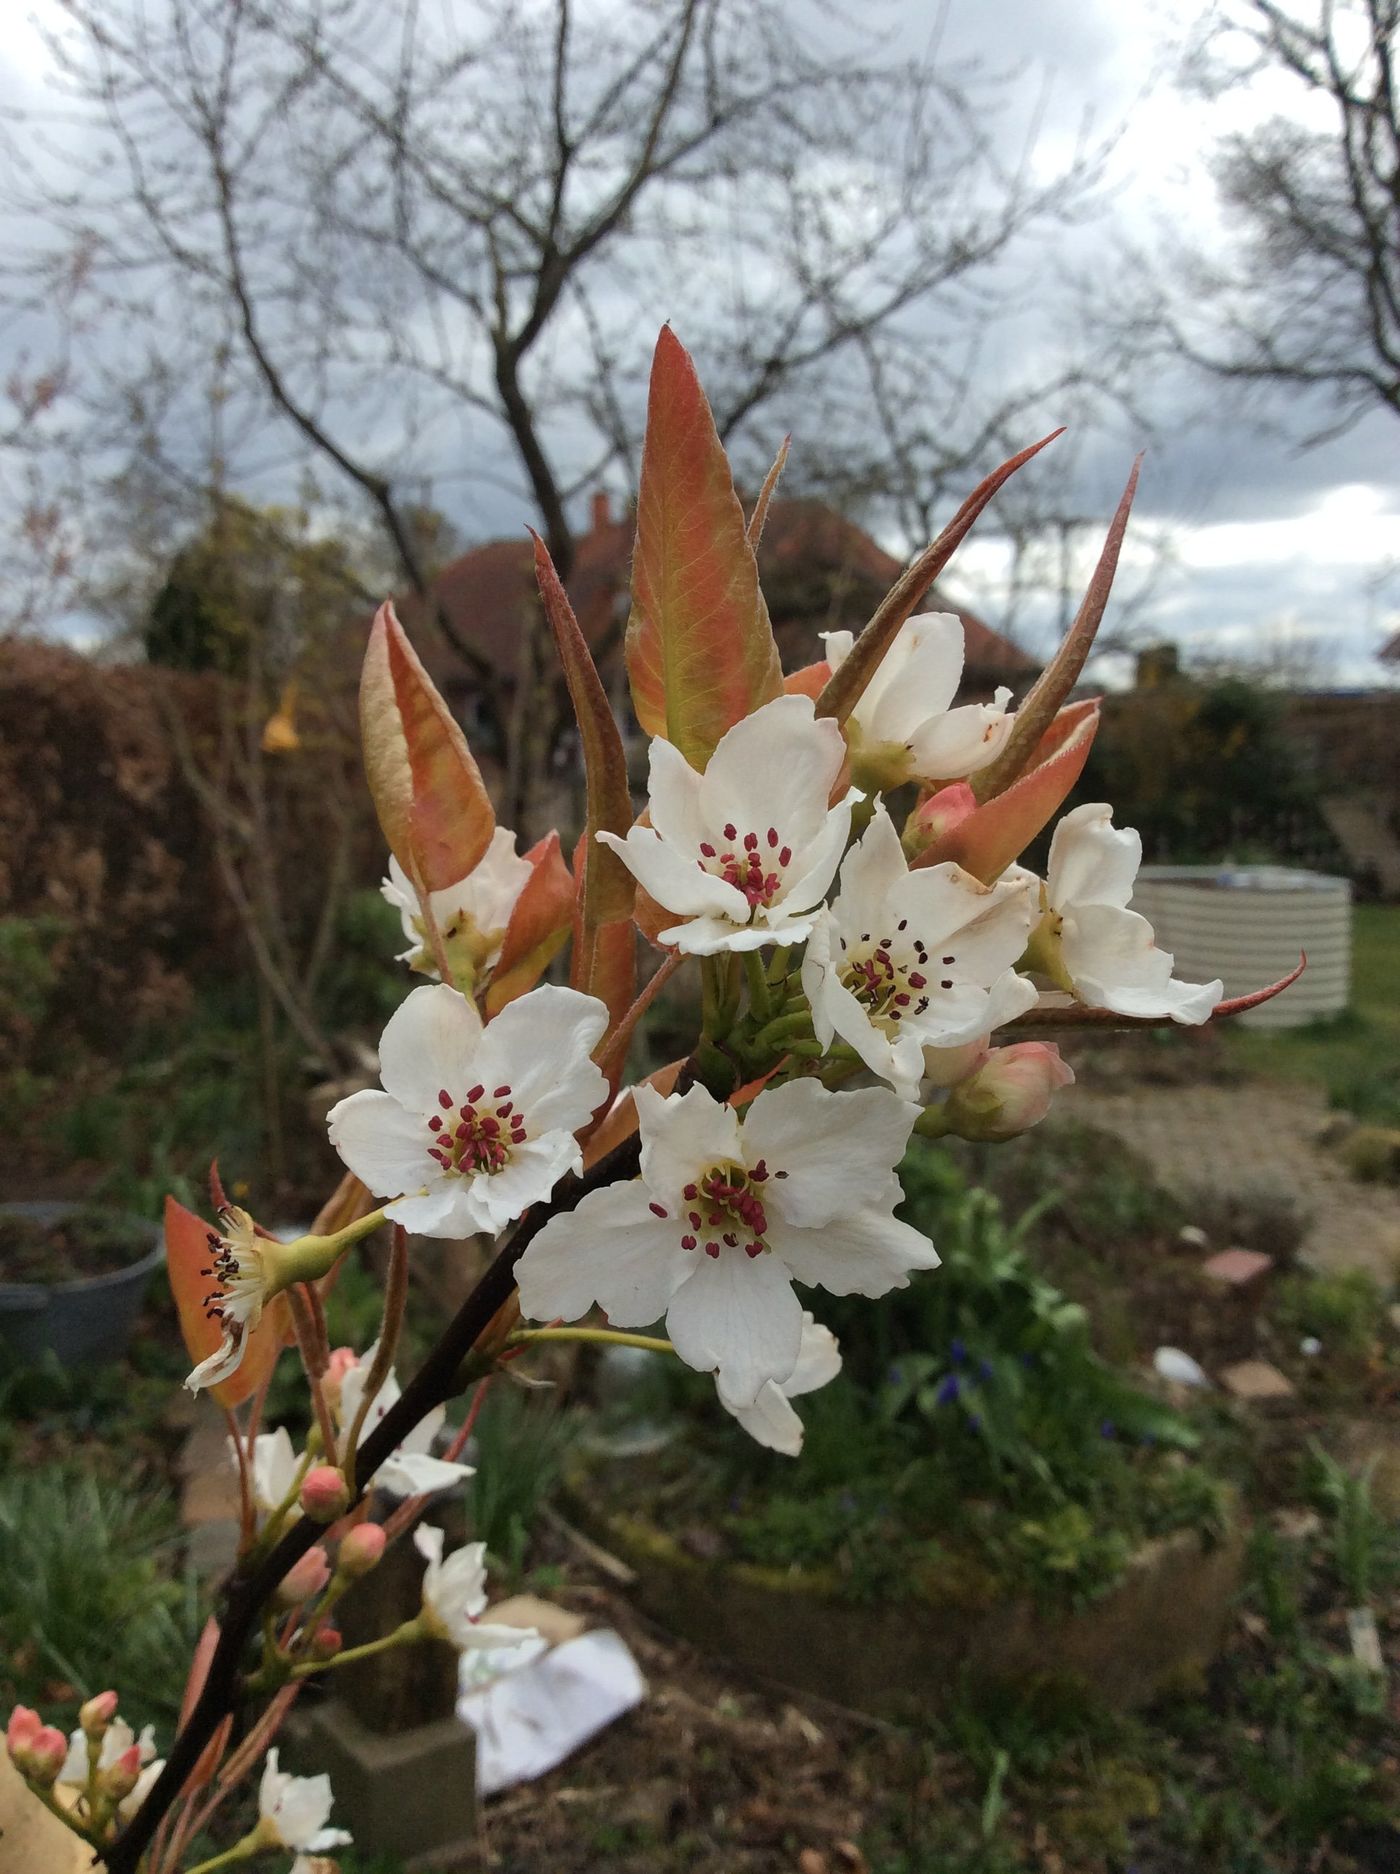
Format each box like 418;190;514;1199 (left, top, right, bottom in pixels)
323;1346;358;1416
903;782;976;859
942;1041;1074;1142
79;1690;120;1738
99;1743;143;1802
920;1036;988;1092
6;1706;41;1763
24;1726;68;1786
336;1522;387;1580
308;1626;343;1662
300;1466;351;1524
274;1545;332;1608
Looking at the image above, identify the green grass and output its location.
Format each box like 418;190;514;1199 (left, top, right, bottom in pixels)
1221;904;1400;1101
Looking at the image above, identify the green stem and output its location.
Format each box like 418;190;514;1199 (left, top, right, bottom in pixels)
269;1207;389;1295
914;1104;953;1139
290;1618;423;1680
183;1836;261;1874
742;950;772;1023
507;1327;676;1356
765;944;791;987
750;1009;815;1053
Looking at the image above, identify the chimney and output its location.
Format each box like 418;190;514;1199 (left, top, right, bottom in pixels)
590;490;611;534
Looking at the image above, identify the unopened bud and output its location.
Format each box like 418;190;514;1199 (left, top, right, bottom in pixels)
920;1035;988;1092
99;1743;143;1802
308;1626;343;1661
942;1041;1074;1142
275;1545;332;1608
300;1466;351;1524
25;1726;68;1786
6;1706;41;1764
323;1346;358;1416
79;1690;119;1738
337;1522;387;1580
903;782;976;860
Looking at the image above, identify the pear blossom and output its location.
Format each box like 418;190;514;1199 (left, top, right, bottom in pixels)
931;1040;1075;1141
230;1425;302;1517
822;613;1015;786
381;829;532;986
1040;804;1223;1023
717;1313;842;1456
185;1206;272;1393
336;1344;475;1498
516;1078;935;1407
58;1716;156;1792
802;803;1038;1098
327;981;609;1236
413;1525;537;1652
117;1755;166;1822
597;694;852;954
254;1750;351;1856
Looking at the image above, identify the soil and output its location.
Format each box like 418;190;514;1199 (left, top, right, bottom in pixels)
0;1206;155;1284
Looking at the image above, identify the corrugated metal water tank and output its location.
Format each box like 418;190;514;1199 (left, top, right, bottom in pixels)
1129;866;1351;1030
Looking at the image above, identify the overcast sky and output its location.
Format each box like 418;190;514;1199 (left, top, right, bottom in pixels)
4;0;1399;686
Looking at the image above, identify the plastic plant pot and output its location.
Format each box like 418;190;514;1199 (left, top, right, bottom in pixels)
0;1202;165;1369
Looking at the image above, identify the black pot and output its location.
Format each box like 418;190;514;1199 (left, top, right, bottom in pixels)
0;1201;165;1368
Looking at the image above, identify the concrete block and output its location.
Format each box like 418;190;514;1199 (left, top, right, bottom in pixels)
297;1698;479;1870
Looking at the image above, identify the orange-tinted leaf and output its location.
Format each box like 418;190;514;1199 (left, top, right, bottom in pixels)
625;328;783;766
360;600;495;892
815;432;1062;729
783;660;830;701
913;699;1100;882
975;458;1140;801
164;1196;285;1408
485;831;574;1013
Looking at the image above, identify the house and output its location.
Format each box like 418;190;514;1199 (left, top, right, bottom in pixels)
396;492;1039;744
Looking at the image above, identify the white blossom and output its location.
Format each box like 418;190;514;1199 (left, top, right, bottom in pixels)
256;1750;351;1855
413;1526;537;1652
717;1313;842;1456
516;1078;934;1407
328;982;609;1237
381;830;531;983
597;694;852;954
802;803;1037;1097
337;1347;474;1498
823;613;1015;784
184;1207;271;1394
1042;804;1223;1023
58;1719;155;1791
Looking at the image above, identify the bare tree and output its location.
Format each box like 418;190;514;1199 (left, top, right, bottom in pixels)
1154;0;1400;438
3;0;1107;830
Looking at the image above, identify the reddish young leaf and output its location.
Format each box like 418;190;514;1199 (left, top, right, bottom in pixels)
164;1196;286;1409
485;831;574;1013
360;600;495;892
625;328;783;766
912;699;1100;883
783;660;831;701
815;431;1062;728
974;457;1140;801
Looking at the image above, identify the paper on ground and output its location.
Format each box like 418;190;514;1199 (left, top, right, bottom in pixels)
457;1628;647;1796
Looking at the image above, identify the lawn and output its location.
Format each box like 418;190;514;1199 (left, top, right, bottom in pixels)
1221;903;1400;1116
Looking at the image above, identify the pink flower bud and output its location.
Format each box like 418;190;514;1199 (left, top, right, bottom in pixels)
6;1706;41;1762
308;1625;343;1661
25;1726;68;1786
99;1742;143;1801
920;1036;989;1091
943;1041;1075;1142
300;1466;351;1524
274;1545;332;1608
323;1346;358;1413
337;1522;387;1580
905;782;977;858
79;1689;120;1738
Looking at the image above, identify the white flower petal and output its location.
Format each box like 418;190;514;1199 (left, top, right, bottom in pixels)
856;612;963;745
720;1380;806;1455
909;694;1015;779
665;1246;804;1407
597;826;747;920
698;695;846;858
468;1134;581;1231
1064;904;1222;1024
375;982;484;1113
326;1090;439;1201
1047;803;1141;912
470;983;608;1134
636;1082;742;1203
781;1316;843;1399
741;1080;914;1228
771;791;854;917
382;1185;477;1236
515;1180;689;1327
766;1207;939;1298
373;1451;474;1498
646;736;707;849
